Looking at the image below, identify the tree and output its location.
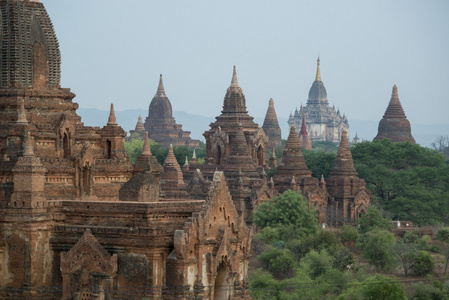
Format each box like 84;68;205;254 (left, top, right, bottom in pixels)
338;275;407;300
302;250;333;279
413;251;434;276
253;190;318;239
352;139;449;226
303;150;336;178
431;135;449;159
258;248;297;280
393;240;418;277
435;228;449;243
357;229;397;270
356;206;392;234
442;244;449;274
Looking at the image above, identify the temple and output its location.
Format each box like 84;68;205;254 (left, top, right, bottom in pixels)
373;85;416;143
262;98;282;148
288;58;349;142
143;75;200;148
0;1;373;298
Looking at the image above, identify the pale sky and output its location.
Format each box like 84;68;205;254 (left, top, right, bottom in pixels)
45;0;449;125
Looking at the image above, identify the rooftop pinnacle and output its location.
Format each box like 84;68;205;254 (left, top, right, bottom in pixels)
299;112;308;136
107;103;118;126
330;130;358;177
156;74;166;97
229;65;240;92
17;100;28;124
141;132;152;156
315;57;321;82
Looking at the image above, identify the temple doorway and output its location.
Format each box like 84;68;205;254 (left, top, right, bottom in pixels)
214;262;230;300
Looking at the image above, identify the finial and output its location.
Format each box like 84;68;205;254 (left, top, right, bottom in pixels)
17;100;28;124
229;65;240;91
107;103;118;126
192;149;197;159
315;56;321;82
184;156;189;166
141;132;152;156
391;84;399;101
24;132;34;156
320;174;325;183
272;148;276;157
157;74;165;94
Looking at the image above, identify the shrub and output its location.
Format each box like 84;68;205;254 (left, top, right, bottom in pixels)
413;251;434;276
258;248;297;280
339;225;359;242
402;230;420;244
332;245;355;271
357;229;397;270
356;206;392;234
436;228;449;243
302;250;333;279
338;275;407;300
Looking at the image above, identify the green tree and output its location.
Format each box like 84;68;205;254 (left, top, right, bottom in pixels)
352;139;449;226
394;239;418;277
253;190;318;239
303;150;336;178
312;141;338;153
413;251;434;276
356;206;392;234
258;248;297;280
435;228;449;243
338;275;407;300
357;229;397;270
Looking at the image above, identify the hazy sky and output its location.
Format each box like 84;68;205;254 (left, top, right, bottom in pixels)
45;0;449;125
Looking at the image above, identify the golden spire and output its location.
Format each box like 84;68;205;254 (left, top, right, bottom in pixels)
315;56;321;82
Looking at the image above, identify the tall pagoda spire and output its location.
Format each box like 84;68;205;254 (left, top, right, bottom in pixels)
262;98;282;148
134;115;145;132
373;85;415;143
229;65;240;92
329;130;358;177
298;113;312;150
156;74;166;97
161;144;189;199
315;56;321;82
107;103;118;126
141;132;152;156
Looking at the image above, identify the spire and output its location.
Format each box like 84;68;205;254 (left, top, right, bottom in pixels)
134;115;145;131
184;156;189;167
192;149;197;159
382;84;406;118
17;100;28;124
107;103;118;126
23;132;34;156
156;74;166;96
315;56;321;82
329;130;358;177
229;65;239;91
263;98;280;127
299;112;308;136
161;144;189;199
141;132;152;156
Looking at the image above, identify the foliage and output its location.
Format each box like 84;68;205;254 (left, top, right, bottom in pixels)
410;281;449;300
256;227;281;244
297;230;340;259
356;206;392;234
338;275;407;300
312;141;338;153
249;269;285;300
258;248;296;280
352;139;449;226
436;228;449;243
339;225;359;242
303;150;336;178
394;239;418;277
332;245;355;271
124;136;206;166
413;251;434;276
402;230;420;244
431;135;449;159
357;229;397;270
302;250;333;279
253;190;318;239
442;244;449;274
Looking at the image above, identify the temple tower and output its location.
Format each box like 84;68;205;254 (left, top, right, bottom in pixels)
288;58;348;142
298;113;312;150
326;130;372;225
144;75;200;148
262;98;282;148
203;66;267;167
373;85;416;144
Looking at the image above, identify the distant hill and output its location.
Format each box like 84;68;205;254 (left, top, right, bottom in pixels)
77;108;448;147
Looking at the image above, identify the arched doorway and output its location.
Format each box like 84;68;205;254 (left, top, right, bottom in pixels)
214;262;229;300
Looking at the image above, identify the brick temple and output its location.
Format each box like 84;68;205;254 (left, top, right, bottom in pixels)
0;1;372;299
